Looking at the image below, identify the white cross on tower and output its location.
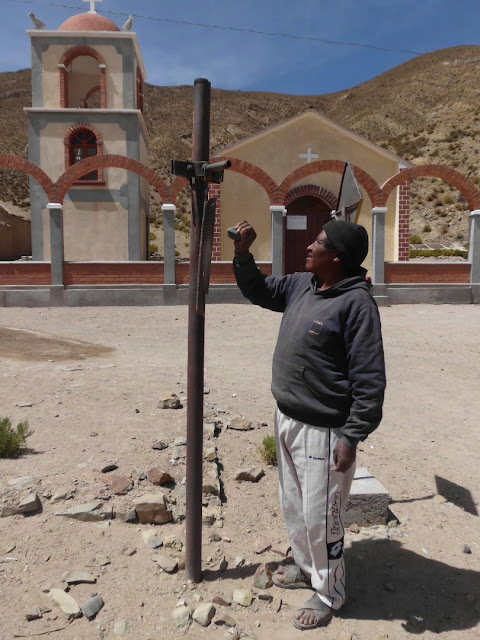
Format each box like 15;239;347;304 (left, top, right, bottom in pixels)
83;0;103;14
299;146;319;164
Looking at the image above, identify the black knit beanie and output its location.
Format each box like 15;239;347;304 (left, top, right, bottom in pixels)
323;220;369;268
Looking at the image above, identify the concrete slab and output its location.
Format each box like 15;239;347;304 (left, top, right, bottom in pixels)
346;466;390;526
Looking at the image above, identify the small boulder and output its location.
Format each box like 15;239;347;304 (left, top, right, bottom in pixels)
152;554;178;573
63;570;96;585
18;493;41;514
158;393;181;409
147;468;174;486
252;563;273;589
228;416;253;431
55;503;112;522
133;493;172;525
235;467;265;482
102;475;133;495
192;602;215;627
49;588;81;619
172;605;191;629
233;589;254;607
80;595;104;620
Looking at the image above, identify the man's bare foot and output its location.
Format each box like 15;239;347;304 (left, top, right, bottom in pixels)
292;594;334;630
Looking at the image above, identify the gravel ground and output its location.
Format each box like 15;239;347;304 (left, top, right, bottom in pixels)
0;303;479;640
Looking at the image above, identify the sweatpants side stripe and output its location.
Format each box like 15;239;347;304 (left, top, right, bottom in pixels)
326;430;332;603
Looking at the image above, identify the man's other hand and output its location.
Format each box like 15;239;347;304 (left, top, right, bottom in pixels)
332;440;356;473
234;221;257;256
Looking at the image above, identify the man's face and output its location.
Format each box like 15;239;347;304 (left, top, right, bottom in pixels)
305;230;336;276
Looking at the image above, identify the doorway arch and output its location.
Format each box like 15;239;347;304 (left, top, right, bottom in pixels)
284;194;332;274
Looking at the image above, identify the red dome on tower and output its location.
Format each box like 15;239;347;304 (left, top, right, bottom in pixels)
58;13;120;32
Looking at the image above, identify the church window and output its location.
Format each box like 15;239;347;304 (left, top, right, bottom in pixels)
65;125;104;184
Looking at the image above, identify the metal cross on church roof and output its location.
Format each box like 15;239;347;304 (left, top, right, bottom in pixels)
83;0;103;14
299;146;319;164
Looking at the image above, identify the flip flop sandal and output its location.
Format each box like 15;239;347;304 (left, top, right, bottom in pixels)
292;594;334;630
272;564;312;590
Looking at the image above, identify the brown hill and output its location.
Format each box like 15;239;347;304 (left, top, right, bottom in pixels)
2;45;480;246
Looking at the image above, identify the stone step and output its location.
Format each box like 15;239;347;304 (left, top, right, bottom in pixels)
346;466;390;526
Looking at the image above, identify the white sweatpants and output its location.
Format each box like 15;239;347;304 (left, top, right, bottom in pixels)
275;407;355;610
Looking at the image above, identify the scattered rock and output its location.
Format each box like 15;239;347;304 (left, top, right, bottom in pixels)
5;542;16;554
171;446;187;459
51;489;74;504
192;602;215;626
0;504;20;518
17;493;41;513
102;475;133;495
25;606;43;621
253;536;271;554
95;554;111;567
233;589;254;607
348;523;360;533
133;493;173;525
49;588;81;619
463;544;472;554
252;563;273;589
152;554;178;573
172;605;192;628
142;530;163;549
55;503;113;522
202;479;221;496
158;393;181;409
204;446;217;462
147;468;174;486
212;594;232;606
63;570;96;585
228;416;253;431
383;581;395;592
113;619;130;636
8;477;40;491
89;431;98;437
163;535;183;551
151;440;168;450
218;555;228;571
80;595;104;620
101;463;118;473
433;494;447;503
215;613;236;627
257;590;273;602
210;532;222;543
234;556;245;568
115;508;137;523
235;467;265;482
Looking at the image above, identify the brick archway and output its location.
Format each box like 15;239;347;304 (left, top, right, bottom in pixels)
381;164;480;210
59;46;107;109
284;184;337;210
54;154;168;203
279;160;383;208
214;156;279;204
0;154;54;201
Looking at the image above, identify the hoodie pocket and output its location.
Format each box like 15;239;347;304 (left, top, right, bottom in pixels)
271;356;321;407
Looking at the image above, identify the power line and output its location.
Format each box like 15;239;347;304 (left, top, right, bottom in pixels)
13;0;424;55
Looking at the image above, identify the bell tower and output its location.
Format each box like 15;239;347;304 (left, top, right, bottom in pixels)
26;1;149;261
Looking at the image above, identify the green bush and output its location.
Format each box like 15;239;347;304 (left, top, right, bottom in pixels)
409;249;468;259
422;224;432;233
149;231;156;241
259;435;277;466
0;417;33;458
149;243;159;255
409;234;422;244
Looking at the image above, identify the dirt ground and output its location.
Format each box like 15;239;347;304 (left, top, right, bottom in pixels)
0;303;479;640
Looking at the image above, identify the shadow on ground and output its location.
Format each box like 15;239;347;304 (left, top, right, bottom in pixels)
343;539;479;634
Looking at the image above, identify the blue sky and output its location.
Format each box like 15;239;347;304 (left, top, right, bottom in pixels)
2;0;480;95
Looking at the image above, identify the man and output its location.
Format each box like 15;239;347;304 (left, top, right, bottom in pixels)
232;219;386;630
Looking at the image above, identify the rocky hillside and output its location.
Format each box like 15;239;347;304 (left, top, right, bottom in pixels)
2;45;480;246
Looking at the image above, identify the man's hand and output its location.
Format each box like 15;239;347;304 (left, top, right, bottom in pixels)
233;221;257;256
332;440;356;473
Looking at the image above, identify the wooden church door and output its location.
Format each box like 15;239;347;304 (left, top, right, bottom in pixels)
284;196;332;274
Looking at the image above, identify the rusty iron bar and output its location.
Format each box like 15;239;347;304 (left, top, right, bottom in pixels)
185;77;211;583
